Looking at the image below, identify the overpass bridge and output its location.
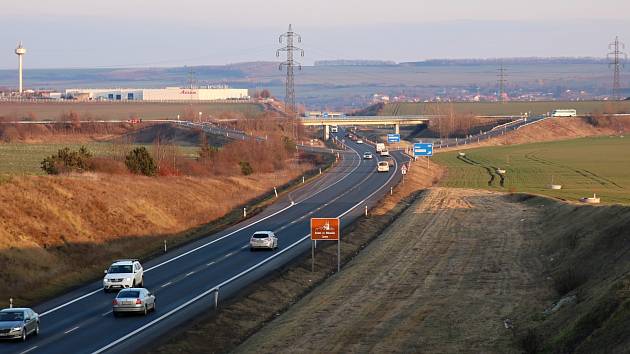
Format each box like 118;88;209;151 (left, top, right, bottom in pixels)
300;115;432;139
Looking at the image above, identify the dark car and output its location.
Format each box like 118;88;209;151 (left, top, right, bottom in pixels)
0;308;39;341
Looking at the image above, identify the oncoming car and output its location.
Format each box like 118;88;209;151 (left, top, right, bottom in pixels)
0;308;39;341
356;139;364;144
377;161;390;172
249;231;278;251
363;151;373;159
112;288;156;317
103;259;144;292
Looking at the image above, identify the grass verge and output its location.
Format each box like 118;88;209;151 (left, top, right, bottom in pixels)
433;136;630;204
148;158;442;354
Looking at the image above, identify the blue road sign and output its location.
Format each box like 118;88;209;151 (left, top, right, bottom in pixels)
322;112;329;118
387;134;401;143
413;143;433;156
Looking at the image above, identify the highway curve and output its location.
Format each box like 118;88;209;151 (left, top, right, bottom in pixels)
0;131;407;354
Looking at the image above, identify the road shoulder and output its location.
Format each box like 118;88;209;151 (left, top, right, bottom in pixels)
234;187;550;353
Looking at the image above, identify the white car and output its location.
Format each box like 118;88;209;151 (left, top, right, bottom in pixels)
103;259;144;292
380;150;390;156
356;139;364;144
250;231;278;251
363;152;373;159
377;161;390;172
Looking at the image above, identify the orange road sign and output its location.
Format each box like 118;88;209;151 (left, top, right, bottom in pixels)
311;218;340;240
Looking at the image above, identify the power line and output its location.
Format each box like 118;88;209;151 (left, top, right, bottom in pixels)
608;36;627;100
187;69;197;89
276;24;304;115
497;60;507;103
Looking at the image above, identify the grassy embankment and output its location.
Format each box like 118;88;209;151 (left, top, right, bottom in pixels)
0;143;199;175
433;136;630;204
149;156;444;354
377;101;630;116
0;120;332;305
0;101;265;121
516;194;630;353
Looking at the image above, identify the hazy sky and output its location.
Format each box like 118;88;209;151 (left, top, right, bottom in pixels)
1;0;629;68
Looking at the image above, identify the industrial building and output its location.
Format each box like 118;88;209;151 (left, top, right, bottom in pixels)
64;87;250;101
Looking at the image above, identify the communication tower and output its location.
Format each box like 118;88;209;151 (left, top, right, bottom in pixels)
15;42;27;94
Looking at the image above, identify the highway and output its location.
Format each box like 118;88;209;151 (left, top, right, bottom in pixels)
0;131;408;354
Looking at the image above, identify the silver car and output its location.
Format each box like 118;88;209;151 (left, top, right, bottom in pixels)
0;308;39;341
249;231;278;251
112;288;156;317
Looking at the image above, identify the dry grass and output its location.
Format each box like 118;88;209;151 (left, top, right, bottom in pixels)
149;158;443;354
0;168;309;305
0;121;147;144
0;101;265;121
235;187;550;354
439;116;630;152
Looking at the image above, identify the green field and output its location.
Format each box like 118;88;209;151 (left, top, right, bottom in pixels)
0;143;200;175
379;101;630;117
0;101;265;121
433;136;630;204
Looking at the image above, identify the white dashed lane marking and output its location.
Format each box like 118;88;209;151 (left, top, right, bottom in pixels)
64;326;80;334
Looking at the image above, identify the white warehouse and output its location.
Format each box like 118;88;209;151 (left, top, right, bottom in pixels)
65;87;250;101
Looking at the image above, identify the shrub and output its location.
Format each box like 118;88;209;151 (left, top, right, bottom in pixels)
239;161;253;176
125;147;157;176
41;146;93;175
554;269;587;296
282;136;296;152
198;145;218;160
519;328;542;354
89;157;128;175
586;114;612;127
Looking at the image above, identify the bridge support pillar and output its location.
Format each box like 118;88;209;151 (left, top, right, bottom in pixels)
324;124;330;140
395;123;400;135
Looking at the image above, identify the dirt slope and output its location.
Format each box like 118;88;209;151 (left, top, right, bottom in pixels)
235;188;550;354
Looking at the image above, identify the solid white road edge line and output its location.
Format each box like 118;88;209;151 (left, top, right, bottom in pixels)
40;147;362;318
91;233;313;354
19;346;38;354
91;150;401;354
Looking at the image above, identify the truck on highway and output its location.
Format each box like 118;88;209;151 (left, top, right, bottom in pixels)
330;125;338;133
376;143;385;152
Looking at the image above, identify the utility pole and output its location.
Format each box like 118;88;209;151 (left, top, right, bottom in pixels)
277;24;304;116
608;36;627;100
497;60;507;103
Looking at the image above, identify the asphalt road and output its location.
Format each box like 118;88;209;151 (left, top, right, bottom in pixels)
0;131;408;354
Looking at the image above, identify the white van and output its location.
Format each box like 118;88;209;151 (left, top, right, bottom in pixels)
377;161;390;173
330;125;338;133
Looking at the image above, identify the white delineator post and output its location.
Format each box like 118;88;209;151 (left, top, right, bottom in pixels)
15;42;26;94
